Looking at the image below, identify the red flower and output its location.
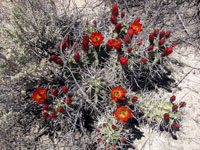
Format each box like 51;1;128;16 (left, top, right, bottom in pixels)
141;57;148;63
121;12;125;18
110;85;127;102
113;105;134;124
163;113;169;120
32;88;47;103
112;3;118;16
62;86;68;94
89;32;104;47
170;95;176;102
127;47;133;53
110;15;117;24
179;101;186;107
51;88;58;96
42;112;48;118
149;32;154;43
124;34;131;44
110;37;122;50
49;112;56;118
82;39;89;52
172;41;177;47
159;30;165;39
106;39;113;51
74;52;80;63
119;56;128;65
172;122;180;130
66;97;71;104
153;28;159;37
172;105;178;111
43;104;49;110
115;22;122;33
159;38;165;46
165;30;171;38
162;47;173;56
129;21;143;35
132;96;138;103
137;38;143;46
83;33;89;42
148;45;154;51
57;106;64;113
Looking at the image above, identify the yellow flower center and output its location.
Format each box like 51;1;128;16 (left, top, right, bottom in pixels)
118;110;128;118
113;90;121;97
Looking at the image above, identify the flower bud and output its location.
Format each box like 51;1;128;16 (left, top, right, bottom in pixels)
112;3;118;16
62;86;68;94
56;58;63;64
57;106;64;113
74;52;80;63
170;95;176;102
148;45;154;51
158;38;165;46
159;30;165;39
153;28;159;37
119;56;128;64
42;112;48;118
121;11;125;18
172;104;178;111
134;17;140;22
172;122;180;130
149;32;154;43
51;88;58;96
163;113;169;120
51;55;57;61
82;39;89;52
83;33;89;42
162;47;173;56
49;112;56;118
43;104;49;110
165;30;171;38
127;29;134;38
124;34;131;45
115;22;122;33
127;47;133;53
141;57;148;63
132;96;138;102
137;38;143;46
110;15;117;24
179;101;186;107
66;97;71;104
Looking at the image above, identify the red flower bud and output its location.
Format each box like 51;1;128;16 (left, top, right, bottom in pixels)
134;17;140;22
97;138;102;142
96;129;100;132
62;86;68;94
66;97;71;104
43;104;49;110
163;113;169;120
148;45;154;51
121;11;125;18
103;123;107;127
51;55;57;61
51;88;58;96
121;138;126;142
172;122;179;130
162;47;173;56
137;38;143;46
74;52;80;63
172;41;177;47
149;32;154;43
42;112;48;118
110;15;117;24
112;144;116;149
179;101;186;107
93;20;96;25
172;105;178;111
132;96;138;102
119;56;128;65
49;112;56;118
127;29;134;38
141;57;148;63
170;95;176;102
159;38;165;46
82;39;89;52
106;39;113;51
115;22;122;33
124;34;131;44
112;125;116;129
112;3;118;16
57;106;64;113
159;30;165;39
56;58;63;64
128;47;133;53
83;33;89;42
153;28;159;37
165;30;171;38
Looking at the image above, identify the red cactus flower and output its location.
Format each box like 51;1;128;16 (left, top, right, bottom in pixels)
141;57;148;63
137;38;143;46
49;112;56;118
51;88;58;96
66;97;71;104
97;138;102;142
121;137;126;141
112;3;118;16
82;39;89;52
129;20;143;35
148;45;154;51
106;39;113;51
170;95;176;102
159;30;165;39
172;41;177;47
119;56;128;65
57;106;64;113
111;85;127;102
132;96;138;103
134;17;141;22
162;47;173;56
159;38;165;46
172;105;178;111
110;15;117;24
112;125;116;129
90;32;104;47
110;37;122;51
56;58;63;64
149;32;154;43
51;55;57;61
113;105;134;124
96;129;100;132
62;86;68;94
32;88;47;103
124;34;131;44
43;104;49;110
121;11;125;18
153;28;159;37
172;122;180;130
83;33;89;42
179;101;186;107
127;47;133;53
163;113;169;120
74;52;80;63
165;30;171;38
42;112;48;118
115;22;122;33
